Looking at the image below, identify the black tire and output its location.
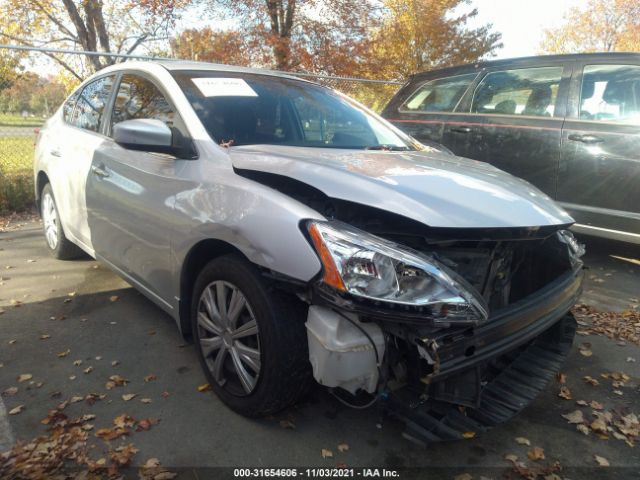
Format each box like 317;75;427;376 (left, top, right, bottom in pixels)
191;254;312;417
40;184;83;260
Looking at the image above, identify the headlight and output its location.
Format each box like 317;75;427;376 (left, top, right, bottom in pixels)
307;221;488;325
557;229;585;266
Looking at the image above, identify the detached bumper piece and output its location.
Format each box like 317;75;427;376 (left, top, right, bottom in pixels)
386;314;576;445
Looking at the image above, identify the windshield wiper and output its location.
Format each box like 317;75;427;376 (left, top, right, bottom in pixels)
364;145;411;151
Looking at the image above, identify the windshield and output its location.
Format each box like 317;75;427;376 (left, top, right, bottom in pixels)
172;70;417;150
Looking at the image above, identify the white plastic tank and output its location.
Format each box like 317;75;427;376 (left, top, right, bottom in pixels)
305;305;385;395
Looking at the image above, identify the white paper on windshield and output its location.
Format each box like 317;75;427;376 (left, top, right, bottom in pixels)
192;77;258;97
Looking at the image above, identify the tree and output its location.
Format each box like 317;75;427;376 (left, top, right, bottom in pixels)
540;0;640;54
171;28;263;66
364;0;502;81
0;0;188;79
207;0;378;73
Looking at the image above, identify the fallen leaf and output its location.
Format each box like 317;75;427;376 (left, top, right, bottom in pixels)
528;447;545;461
40;334;50;340
279;419;295;429
57;349;71;358
558;386;572;400
197;383;211;392
161;391;170;398
591;418;608;434
73;360;83;366
562;410;585;424
70;396;84;403
109;295;119;302
111;360;119;366
84;366;93;374
515;437;531;446
337;443;349;453
594;455;610;467
2;387;18;396
584;376;600;386
462;431;476;439
144;374;157;383
557;373;567;384
8;405;24;415
8;339;16;345
504;454;519;463
453;474;472;480
580;349;593;357
122;393;137;401
321;449;333;458
17;373;32;382
143;458;161;469
577;424;590;435
590;400;604;410
141;398;152;404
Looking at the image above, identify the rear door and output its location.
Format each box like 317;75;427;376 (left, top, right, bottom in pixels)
557;61;640;240
47;75;116;252
383;73;478;154
454;63;570;197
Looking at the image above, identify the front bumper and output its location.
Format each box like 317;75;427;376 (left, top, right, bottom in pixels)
387;266;583;444
430;265;583;381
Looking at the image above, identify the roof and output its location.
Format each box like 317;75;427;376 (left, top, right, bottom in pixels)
155;60;312;83
411;52;640;79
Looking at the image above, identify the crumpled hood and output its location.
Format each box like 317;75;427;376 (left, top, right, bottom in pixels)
228;145;574;229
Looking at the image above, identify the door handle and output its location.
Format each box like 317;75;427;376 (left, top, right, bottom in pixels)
50;150;61;157
449;126;472;133
91;165;110;178
568;133;603;144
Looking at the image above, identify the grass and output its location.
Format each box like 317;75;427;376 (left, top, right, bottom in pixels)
0;135;35;213
0;113;46;128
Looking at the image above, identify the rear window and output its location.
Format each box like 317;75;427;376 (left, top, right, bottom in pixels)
399;74;477;113
579;64;640;124
471;67;562;117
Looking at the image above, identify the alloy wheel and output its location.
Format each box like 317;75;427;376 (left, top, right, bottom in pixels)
197;280;261;396
42;193;58;250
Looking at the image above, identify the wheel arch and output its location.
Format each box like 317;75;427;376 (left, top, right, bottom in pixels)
178;238;248;339
35;171;50;213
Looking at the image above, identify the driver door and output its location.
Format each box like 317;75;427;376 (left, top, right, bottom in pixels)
86;72;189;305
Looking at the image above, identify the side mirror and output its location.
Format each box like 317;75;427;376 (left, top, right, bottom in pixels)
113;119;174;155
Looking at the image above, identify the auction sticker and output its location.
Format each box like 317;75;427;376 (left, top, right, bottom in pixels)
192;77;258;97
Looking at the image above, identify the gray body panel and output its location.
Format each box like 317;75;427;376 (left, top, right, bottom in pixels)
229;145;574;228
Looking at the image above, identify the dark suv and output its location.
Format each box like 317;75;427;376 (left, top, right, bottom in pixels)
382;53;640;244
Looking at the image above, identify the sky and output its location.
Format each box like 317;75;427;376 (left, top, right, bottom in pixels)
469;0;584;59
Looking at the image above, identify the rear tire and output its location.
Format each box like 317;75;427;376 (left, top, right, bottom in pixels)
40;184;82;260
191;254;312;417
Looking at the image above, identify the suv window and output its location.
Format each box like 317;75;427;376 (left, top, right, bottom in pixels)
111;74;176;130
400;74;477;113
580;64;640;123
62;90;80;124
70;75;115;132
471;67;563;117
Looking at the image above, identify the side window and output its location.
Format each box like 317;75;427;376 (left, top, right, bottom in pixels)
471;67;563;117
111;74;175;129
62;90;80;123
579;64;640;123
400;73;477;113
70;75;115;132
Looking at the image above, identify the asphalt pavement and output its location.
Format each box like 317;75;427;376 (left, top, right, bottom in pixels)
0;221;639;479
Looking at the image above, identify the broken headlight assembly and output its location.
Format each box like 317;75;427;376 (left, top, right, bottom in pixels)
557;229;585;267
307;221;489;325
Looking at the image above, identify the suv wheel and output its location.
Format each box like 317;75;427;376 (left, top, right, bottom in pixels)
40;184;82;259
191;254;311;417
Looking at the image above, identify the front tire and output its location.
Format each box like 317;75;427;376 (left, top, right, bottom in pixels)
40;184;82;260
191;254;312;417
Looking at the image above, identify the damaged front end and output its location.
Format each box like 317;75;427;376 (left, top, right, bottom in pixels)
302;219;584;443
